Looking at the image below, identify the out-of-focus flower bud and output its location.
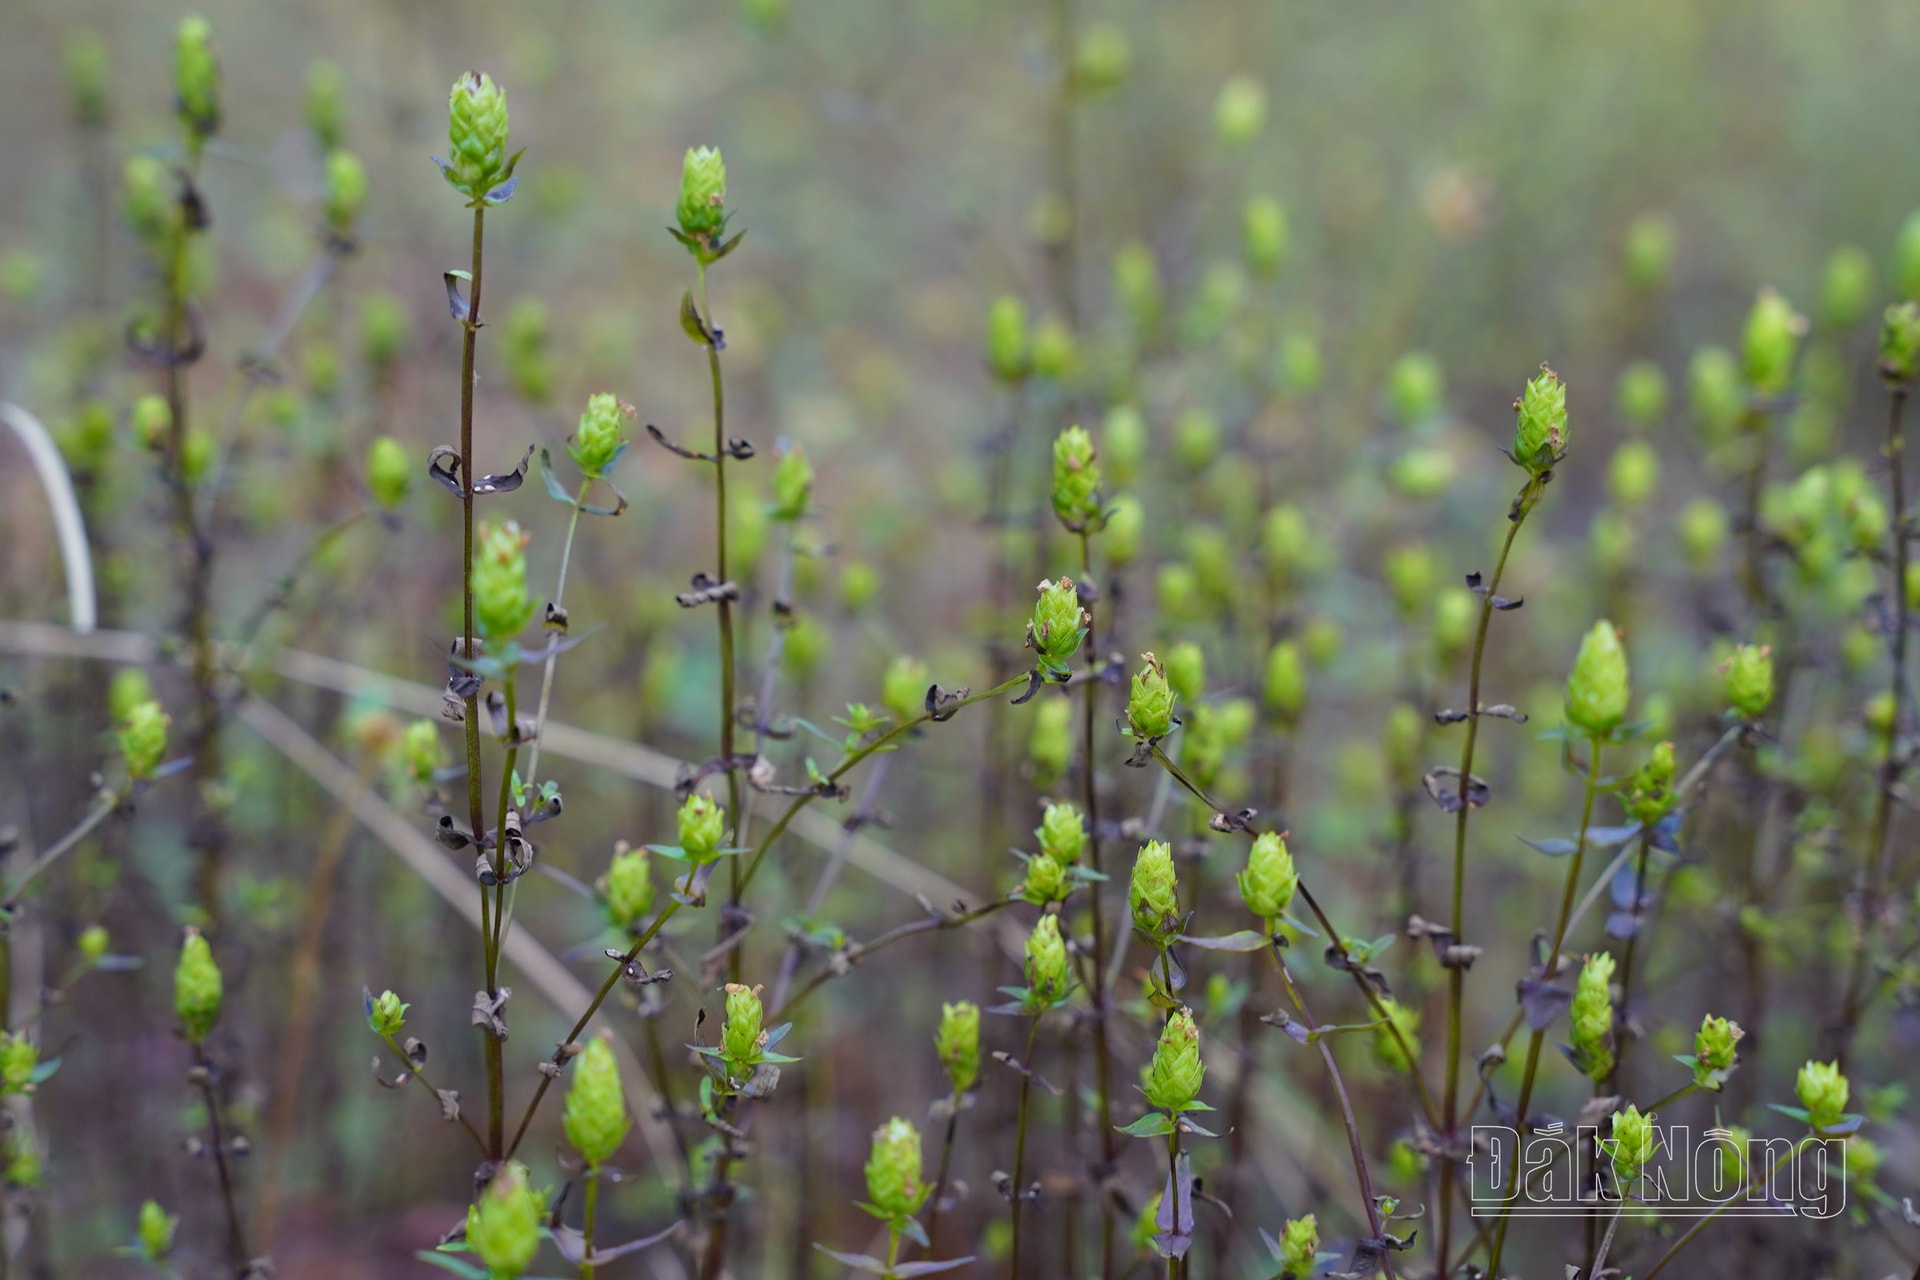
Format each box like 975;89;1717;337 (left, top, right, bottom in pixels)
1238;832;1297;923
864;1117;928;1219
109;667;153;723
1142;1007;1205;1111
1373;997;1421;1073
1072;24;1131;93
1692;1014;1743;1089
1390;446;1455;499
306;60;346;150
1724;643;1774;720
1384;543;1434;620
324;149;367;235
838;561;879;613
118;700;169;779
1897;211;1920;301
1564;620;1629;736
564;1035;631;1167
1624;741;1675;825
881;656;928;725
1512;364;1569;473
601;842;654;933
1880;301;1920;383
1797;1059;1850;1131
502;297;551;404
770;442;813;520
402;718;441;784
1742;288;1806;398
366;435;410;509
986;296;1029;382
1623;213;1674;293
1569;952;1616;1082
1821;245;1874;330
174;928;222;1044
1161;642;1205;705
1112;242;1161;334
1277;1214;1318;1277
1104;493;1144;565
1036;803;1086;867
1025;913;1069;1003
124;156;176;250
0;1034;38;1095
1279;329;1324;396
1244;196;1288;276
474;521;535;639
1689;345;1746;442
1128;653;1176;740
360;290;412;379
1616;360;1669;432
1051;425;1103;529
1606;440;1659;509
1031;317;1078;381
1213;76;1266;146
174;16;221;148
67;31;110;128
1680;498;1729;570
1387;351;1444;426
467;1163;539;1279
137;1201;178;1263
78;925;111;966
1607;1105;1658;1184
936;1001;980;1094
1263;641;1306;723
1028;695;1072;784
1433;587;1476;662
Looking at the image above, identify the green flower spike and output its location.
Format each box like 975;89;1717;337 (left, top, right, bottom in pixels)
1276;1214;1318;1277
1881;301;1920;383
444;71;512;201
1512;363;1569;474
1141;1007;1205;1112
986;295;1030;382
305;60;345;150
1607;1105;1659;1186
1213;76;1266;146
601;842;655;933
675;145;730;258
1024;913;1070;1005
1624;741;1676;826
467;1163;540;1279
570;392;634;480
1051;425;1103;529
118;699;170;780
173;16;221;148
1237;831;1298;923
123;157;175;250
174;928;222;1045
1129;839;1180;945
402;718;441;784
863;1117;929;1220
935;1001;980;1094
1035;802;1087;867
0;1034;38;1095
324;149;367;236
1244;196;1288;276
1127;652;1176;740
1564;620;1630;737
771;443;814;521
1162;641;1206;705
366;436;410;509
881;656;930;725
678;792;727;864
721;982;768;1078
564;1035;631;1167
1724;643;1774;721
1019;851;1070;905
1796;1059;1849;1132
1743;287;1806;399
1570;952;1616;1083
78;925;111;966
137;1201;178;1263
1263;640;1306;723
1373;997;1421;1073
1690;1014;1743;1090
1027;578;1089;679
474;521;536;640
367;989;409;1038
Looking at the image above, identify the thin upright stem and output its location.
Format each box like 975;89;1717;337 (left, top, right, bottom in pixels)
192;1043;251;1273
1641;1137;1811;1279
521;479;589;792
1605;830;1655;1095
1009;1014;1044;1280
926;1098;962;1248
579;1169;600;1278
2;787;119;908
1076;530;1119;1183
699;264;746;985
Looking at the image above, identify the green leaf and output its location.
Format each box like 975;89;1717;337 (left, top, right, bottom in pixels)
1520;835;1580;857
415;1251;489;1279
1179;930;1271;952
1116;1112;1177;1138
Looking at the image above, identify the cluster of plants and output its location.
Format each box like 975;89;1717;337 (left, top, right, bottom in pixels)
3;9;1920;1280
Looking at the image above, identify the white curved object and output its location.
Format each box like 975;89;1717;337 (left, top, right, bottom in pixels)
1;401;97;634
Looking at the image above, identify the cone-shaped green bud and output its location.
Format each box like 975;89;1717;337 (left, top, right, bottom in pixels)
366;989;408;1038
1820;245;1874;330
1168;408;1216;471
1264;641;1306;723
57;400;114;474
1072;24;1131;92
359;290;411;378
365;435;410;509
118;699;170;780
721;982;767;1075
66;31;110;128
1390;447;1455;499
474;522;535;640
1031;317;1078;381
771;443;814;521
1680;498;1730;570
1238;832;1298;922
324;149;367;235
1019;851;1070;905
864;1117;928;1219
881;655;929;725
1623;213;1674;292
1607;1105;1659;1184
1607;440;1660;509
137;1201;178;1263
1129;840;1180;943
1513;364;1569;473
602;842;654;933
1213;76;1266;146
1624;741;1676;825
1796;1059;1849;1131
1564;620;1629;736
1027;578;1088;677
1279;329;1325;397
986;295;1029;382
1024;913;1069;1003
1433;587;1476;661
1373;997;1421;1073
0;1034;37;1095
107;666;152;725
174;928;222;1044
1104;494;1144;566
678;792;726;863
676;146;728;252
306;60;346;150
935;1001;980;1094
1028;695;1073;785
1570;952;1616;1082
1113;243;1161;334
1742;288;1805;398
1142;1007;1205;1111
124;157;175;251
838;561;879;612
1102;405;1146;487
1688;345;1745;443
1244;196;1288;276
565;392;632;480
1263;505;1311;582
174;16;221;146
1128;652;1176;740
1277;1214;1318;1277
1616;360;1669;432
1036;802;1087;867
467;1163;539;1279
78;925;110;966
1693;1014;1743;1088
1880;301;1920;383
402;718;441;784
564;1034;631;1167
1051;425;1103;529
447;71;510;199
1724;643;1774;720
1387;352;1444;426
1384;543;1434;620
1161;641;1205;705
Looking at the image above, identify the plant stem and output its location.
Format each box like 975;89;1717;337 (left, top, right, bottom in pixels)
579;1168;600;1278
192;1043;251;1273
1164;1127;1181;1280
1486;734;1605;1278
1077;530;1119;1189
381;1034;488;1156
1641;1137;1811;1279
1;786;119;908
521;479;589;792
926;1094;962;1249
1603;829;1655;1095
1009;1013;1044;1280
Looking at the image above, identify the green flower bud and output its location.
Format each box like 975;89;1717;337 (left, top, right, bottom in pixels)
174;16;221;147
1513;364;1569;473
1213;76;1266;146
1104;493;1144;566
1880;301;1920;383
306;60;346;150
1373;997;1421;1073
1616;360;1669;432
1716;1125;1752;1186
1072;24;1131;92
1624;741;1676;825
986;295;1029;382
78;925;111;966
1277;1213;1318;1277
118;699;170;780
402;718;441;784
1796;1059;1849;1131
57;400;114;474
1031;317;1078;381
864;1116;928;1220
66;31;110;129
1036;802;1087;867
935;1001;981;1094
678;792;726;863
1724;643;1774;720
1262;505;1310;583
467;1163;540;1279
881;656;929;725
1607;1105;1659;1184
1692;1014;1743;1088
1019;851;1070;905
474;522;535;640
1384;542;1434;620
1607;440;1660;508
174;928;222;1045
1433;587;1476;661
137;1200;178;1263
722;982;767;1074
1591;509;1634;577
1301;617;1342;668
324;149;367;235
1129;840;1180;943
1244;196;1288;276
502;297;551;404
0;1034;37;1095
559;395;626;482
1688;345;1746;442
1390;447;1455;499
1263;641;1306;723
1680;498;1730;570
1237;832;1297;923
363;988;409;1039
1279;329;1324;397
360;290;411;378
109;667;153;724
1564;620;1629;737
1898;211;1920;301
1131;1192;1163;1253
675;146;728;251
601;842;655;933
839;561;879;612
1385;702;1424;778
446;71;510;199
1387;352;1444;426
1102;406;1147;488
564;1035;631;1167
365;435;410;509
1141;1007;1205;1112
1159;642;1205;706
1024;912;1069;1003
1028;578;1088;677
1113;242;1161;334
1742;288;1805;398
1028;695;1073;785
180;428;214;484
771;443;814;520
1623;213;1674;293
1821;245;1874;330
1051;425;1103;529
1570;952;1616;1082
1128;653;1176;740
123;156;175;249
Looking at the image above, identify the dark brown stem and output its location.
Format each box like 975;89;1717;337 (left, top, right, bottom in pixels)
192;1043;251;1273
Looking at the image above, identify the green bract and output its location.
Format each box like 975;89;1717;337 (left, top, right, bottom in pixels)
1607;1105;1659;1183
1564;620;1630;736
1513;364;1569;473
367;989;408;1038
1724;643;1774;720
1277;1213;1318;1276
467;1163;540;1278
0;1034;37;1095
324;149;366;234
935;1001;980;1094
1880;301;1920;383
1035;802;1087;867
570;392;633;479
1141;1007;1205;1112
174;929;222;1045
446;71;510;199
1624;741;1676;825
1024;913;1069;1004
1019;851;1069;905
721;983;767;1078
563;1036;631;1167
863;1116;928;1220
1796;1059;1849;1131
678;792;726;863
1237;831;1298;922
1570;952;1616;1082
474;521;535;639
1051;425;1103;529
771;443;814;520
1129;840;1180;944
1127;652;1176;740
118;699;169;780
1263;640;1306;723
676;145;729;255
1742;288;1805;398
137;1201;177;1263
174;16;220;146
1692;1014;1743;1089
986;295;1029;382
1027;578;1088;678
